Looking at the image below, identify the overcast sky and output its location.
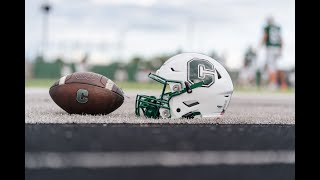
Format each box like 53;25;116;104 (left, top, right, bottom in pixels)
25;0;295;69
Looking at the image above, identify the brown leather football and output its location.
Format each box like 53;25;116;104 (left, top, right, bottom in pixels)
49;72;124;115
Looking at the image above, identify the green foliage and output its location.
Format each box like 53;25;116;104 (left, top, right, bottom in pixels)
25;78;162;90
35;55;44;63
25;78;295;93
91;62;120;80
33;60;61;79
70;63;76;73
29;50;231;81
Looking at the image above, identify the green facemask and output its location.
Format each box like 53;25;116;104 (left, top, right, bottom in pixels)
135;73;203;119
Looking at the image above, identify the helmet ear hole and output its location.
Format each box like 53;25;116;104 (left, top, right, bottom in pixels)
171;84;181;92
176;108;181;112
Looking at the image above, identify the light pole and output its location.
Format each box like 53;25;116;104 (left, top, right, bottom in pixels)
40;1;52;60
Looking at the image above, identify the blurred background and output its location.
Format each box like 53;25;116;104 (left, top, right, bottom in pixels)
25;2;295;179
25;0;295;91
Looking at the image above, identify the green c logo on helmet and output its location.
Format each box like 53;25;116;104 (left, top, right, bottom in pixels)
187;58;215;87
76;89;88;103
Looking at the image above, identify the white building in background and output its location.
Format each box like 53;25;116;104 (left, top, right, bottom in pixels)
114;67;128;82
136;68;151;83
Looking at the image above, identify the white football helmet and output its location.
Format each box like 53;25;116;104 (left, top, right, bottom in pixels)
135;53;234;119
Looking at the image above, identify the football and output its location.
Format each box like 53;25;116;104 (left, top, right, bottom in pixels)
49;72;124;115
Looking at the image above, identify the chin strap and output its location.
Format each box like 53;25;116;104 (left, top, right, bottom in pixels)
178;81;203;95
184;81;192;93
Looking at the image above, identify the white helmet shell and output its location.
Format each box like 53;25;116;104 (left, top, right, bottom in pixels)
156;53;234;119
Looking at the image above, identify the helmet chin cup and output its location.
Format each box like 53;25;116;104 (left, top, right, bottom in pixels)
135;95;162;118
145;105;160;118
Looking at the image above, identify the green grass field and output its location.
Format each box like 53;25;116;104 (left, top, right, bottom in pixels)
25;78;294;93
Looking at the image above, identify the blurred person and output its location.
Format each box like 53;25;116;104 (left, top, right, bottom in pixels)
237;46;257;88
55;57;71;77
245;46;260;88
76;53;90;72
244;46;256;68
277;70;288;90
260;16;283;90
61;62;72;76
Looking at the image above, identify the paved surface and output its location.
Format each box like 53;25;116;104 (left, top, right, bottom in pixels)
25;88;295;124
25;88;295;180
25;124;294;152
25;124;295;180
26;165;295;180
